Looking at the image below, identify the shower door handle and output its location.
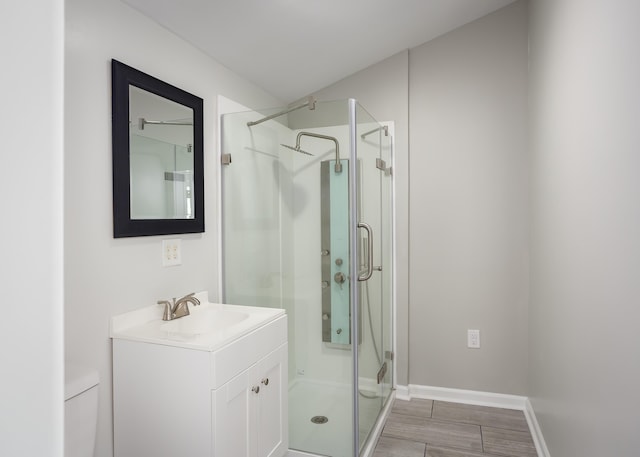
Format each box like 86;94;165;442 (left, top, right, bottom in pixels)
357;222;373;281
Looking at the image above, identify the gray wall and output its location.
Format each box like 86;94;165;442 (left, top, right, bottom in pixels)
529;0;640;455
65;1;281;455
408;1;529;394
1;0;64;455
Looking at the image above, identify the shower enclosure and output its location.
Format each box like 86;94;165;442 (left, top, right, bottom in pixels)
221;98;394;457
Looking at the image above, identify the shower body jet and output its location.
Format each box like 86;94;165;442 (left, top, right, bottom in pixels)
281;131;342;173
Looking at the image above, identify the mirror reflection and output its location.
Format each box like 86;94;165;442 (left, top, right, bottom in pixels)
129;86;195;220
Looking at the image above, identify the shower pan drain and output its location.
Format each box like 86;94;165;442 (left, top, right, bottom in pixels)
310;415;329;424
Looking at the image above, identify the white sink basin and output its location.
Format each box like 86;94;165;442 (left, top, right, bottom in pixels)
160;307;249;337
110;291;285;351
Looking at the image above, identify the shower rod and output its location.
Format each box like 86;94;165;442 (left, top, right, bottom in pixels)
360;125;389;139
137;117;193;130
247;96;316;127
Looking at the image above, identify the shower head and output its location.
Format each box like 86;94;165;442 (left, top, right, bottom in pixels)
280;143;314;156
282;131;341;172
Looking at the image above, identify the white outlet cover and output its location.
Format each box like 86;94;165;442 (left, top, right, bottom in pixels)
162;239;182;267
467;329;480;349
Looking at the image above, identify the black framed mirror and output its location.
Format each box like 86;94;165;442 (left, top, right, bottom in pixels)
112;59;204;238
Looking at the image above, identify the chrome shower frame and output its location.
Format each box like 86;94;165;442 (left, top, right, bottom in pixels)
247;95;316;127
348;98;361;457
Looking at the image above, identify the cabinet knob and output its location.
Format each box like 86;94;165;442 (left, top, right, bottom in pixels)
261;378;269;386
252;385;260;394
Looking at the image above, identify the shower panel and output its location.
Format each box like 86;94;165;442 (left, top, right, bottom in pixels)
321;159;351;344
221;98;394;457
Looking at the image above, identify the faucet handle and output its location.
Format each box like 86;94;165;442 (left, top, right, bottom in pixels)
158;300;173;321
179;292;201;306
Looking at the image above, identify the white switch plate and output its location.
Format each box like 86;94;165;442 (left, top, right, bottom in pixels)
162;239;182;266
467;329;480;349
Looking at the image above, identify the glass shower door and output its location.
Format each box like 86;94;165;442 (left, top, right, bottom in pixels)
379;125;394;405
352;101;393;452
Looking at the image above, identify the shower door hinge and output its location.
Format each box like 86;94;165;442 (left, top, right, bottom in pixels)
376;159;393;176
221;153;232;165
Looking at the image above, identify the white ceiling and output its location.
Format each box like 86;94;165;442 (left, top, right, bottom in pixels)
123;0;517;102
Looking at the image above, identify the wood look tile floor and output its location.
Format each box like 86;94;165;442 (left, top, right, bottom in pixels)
373;398;537;457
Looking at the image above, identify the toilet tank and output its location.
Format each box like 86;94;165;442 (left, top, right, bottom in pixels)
65;363;99;457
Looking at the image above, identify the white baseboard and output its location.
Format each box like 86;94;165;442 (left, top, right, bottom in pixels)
398;384;527;410
395;384;410;400
525;398;551;457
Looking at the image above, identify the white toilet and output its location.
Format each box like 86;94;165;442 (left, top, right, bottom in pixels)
65;363;99;457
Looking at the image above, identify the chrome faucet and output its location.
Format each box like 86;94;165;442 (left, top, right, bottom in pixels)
158;292;201;321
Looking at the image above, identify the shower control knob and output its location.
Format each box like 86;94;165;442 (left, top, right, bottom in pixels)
321;281;330;289
321;250;330;256
335;258;343;266
334;272;346;284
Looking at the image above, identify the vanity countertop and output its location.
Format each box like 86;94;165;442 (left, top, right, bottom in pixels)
110;291;285;352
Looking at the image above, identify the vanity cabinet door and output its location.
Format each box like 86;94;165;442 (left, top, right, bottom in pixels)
212;367;254;457
212;343;288;457
255;344;288;457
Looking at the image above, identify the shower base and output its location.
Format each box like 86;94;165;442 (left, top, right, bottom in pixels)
288;377;384;457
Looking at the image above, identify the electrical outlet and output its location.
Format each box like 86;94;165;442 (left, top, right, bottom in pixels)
162;239;182;266
467;329;480;349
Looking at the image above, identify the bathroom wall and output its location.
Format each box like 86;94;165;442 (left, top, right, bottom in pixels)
1;0;64;455
529;0;640;454
64;1;281;456
408;0;529;395
312;2;529;395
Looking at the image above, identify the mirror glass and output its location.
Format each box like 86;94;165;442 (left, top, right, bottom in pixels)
129;86;194;220
112;60;204;238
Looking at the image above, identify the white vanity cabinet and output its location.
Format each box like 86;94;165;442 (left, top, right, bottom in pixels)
112;313;288;457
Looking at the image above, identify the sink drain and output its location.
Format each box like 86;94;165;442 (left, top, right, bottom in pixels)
310;415;328;424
